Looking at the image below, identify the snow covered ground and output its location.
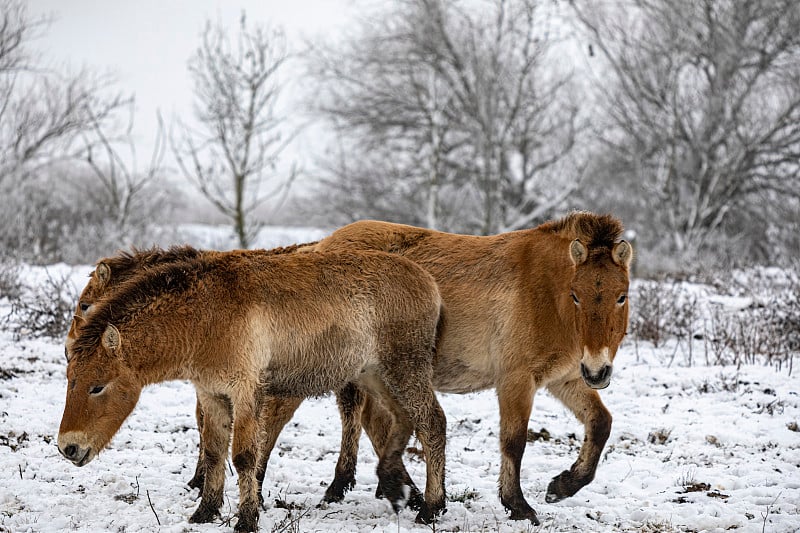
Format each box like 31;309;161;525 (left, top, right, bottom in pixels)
1;261;798;532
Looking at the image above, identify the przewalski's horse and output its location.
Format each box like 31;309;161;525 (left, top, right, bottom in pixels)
58;250;448;531
256;211;633;524
66;243;315;493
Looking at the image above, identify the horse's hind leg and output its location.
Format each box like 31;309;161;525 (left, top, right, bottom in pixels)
187;394;205;492
189;391;232;524
361;394;425;510
360;381;416;514
544;378;612;502
255;395;304;506
378;360;447;524
322;382;365;503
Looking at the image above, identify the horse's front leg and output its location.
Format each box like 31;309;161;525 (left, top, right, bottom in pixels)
322;382;365;504
544;378;612;502
189;391;232;524
232;402;262;533
497;374;540;525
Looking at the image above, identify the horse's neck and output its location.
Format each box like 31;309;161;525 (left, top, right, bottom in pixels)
129;319;204;384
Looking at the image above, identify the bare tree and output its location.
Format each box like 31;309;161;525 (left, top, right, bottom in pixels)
80;103;168;232
0;0;150;264
172;14;297;249
0;1;128;187
311;0;581;234
571;0;800;261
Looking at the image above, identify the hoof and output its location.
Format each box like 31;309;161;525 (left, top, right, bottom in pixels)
189;504;219;524
187;474;204;494
502;494;540;525
508;507;540;525
406;487;425;511
375;480;423;511
376;478;406;512
234;518;258;533
414;502;446;525
546;469;588;503
323;475;356;503
545;490;562;503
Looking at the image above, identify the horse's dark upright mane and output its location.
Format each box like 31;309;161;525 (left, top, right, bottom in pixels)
539;211;624;249
71;257;210;360
100;242;318;281
100;245;205;282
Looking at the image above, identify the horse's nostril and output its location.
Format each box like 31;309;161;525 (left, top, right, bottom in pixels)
581;363;612;386
64;444;77;460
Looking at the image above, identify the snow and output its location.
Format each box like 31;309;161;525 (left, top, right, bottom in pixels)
1;261;799;532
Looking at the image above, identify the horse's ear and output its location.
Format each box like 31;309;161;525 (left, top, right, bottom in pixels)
95;263;111;287
570;239;588;266
612;240;633;269
102;325;121;354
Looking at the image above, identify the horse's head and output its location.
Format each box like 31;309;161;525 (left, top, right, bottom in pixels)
65;262;111;352
58;324;141;467
568;239;632;389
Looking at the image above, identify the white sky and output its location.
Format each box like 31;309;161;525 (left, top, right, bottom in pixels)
24;0;358;208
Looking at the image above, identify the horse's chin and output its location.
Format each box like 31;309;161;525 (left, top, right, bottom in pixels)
583;377;611;390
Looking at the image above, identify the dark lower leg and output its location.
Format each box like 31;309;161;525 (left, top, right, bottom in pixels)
363;387;423;509
323;383;365;503
187;395;205;491
545;380;611;502
233;415;260;532
190;394;231;524
496;379;539;524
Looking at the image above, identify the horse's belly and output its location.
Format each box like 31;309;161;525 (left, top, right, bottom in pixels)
432;357;495;393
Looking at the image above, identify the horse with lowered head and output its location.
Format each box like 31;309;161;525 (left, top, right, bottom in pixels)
254;211;633;524
58;249;447;532
65;243;316;495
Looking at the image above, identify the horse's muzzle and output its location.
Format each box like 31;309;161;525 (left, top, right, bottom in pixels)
58;442;93;467
580;362;612;389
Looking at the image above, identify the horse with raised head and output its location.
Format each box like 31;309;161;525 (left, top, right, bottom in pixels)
58;249;447;531
255;211;633;524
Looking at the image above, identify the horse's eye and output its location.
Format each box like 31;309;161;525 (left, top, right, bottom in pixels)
80;302;90;313
89;385;105;395
571;292;580;305
617;294;627;305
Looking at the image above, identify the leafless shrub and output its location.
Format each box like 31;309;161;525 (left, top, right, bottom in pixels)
632;270;797;374
630;281;699;348
705;297;797;374
5;270;76;341
0;259;22;300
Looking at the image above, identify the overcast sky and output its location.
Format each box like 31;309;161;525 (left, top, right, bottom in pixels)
25;0;357;190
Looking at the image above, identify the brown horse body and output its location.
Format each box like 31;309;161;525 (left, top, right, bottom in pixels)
66;243;315;493
58;250;447;531
257;211;633;523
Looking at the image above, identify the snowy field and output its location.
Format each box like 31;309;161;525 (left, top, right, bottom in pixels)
1;253;799;532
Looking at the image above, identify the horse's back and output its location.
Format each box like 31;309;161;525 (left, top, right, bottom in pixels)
314;220;581;392
228;250;441;396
